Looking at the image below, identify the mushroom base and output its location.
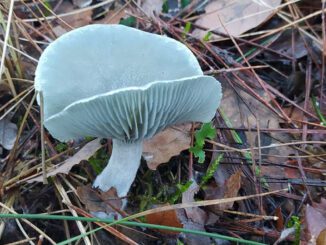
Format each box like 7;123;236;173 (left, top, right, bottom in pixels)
93;139;143;198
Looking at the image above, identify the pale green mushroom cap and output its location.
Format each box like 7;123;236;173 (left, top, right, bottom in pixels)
35;24;222;142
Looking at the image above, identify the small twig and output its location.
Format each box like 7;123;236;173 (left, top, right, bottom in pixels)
222;209;278;221
39;91;47;184
0;0;15;78
207;139;326;153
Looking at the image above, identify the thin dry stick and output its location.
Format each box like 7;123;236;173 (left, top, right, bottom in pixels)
37;0;73;30
207;140;326;153
67;203;140;245
53;178;91;245
124;189;287;221
0;87;34;120
53;190;71;242
19;0;56;40
105;0;131;24
256;117;264;215
4;68;17;96
303;59;312;146
4;77;34;84
189;123;194;180
4;92;36;178
222;209;278;221
15;21;43;53
0;0;15;77
257;8;326;42
0;39;38;62
4;147;78;188
15;218;35;245
17;18;52;43
3;237;37;245
246;120;262;215
39;91;47;184
277;14;321;48
204;65;269;74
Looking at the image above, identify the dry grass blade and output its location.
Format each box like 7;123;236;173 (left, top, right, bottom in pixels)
0;0;15;77
53;177;92;245
68;204;140;245
3;237;37;245
124;189;287;221
208;139;326;153
38;91;47;184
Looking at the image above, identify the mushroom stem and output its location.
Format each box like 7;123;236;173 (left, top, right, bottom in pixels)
93;139;143;197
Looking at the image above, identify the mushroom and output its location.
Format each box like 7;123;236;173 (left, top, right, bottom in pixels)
35;24;222;199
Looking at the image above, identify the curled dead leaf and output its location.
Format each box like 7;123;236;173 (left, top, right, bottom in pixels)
194;0;281;39
55;1;92;33
142;0;163;18
145;205;183;234
317;229;326;245
0;117;17;150
27;139;102;183
305;204;326;244
143;124;191;170
205;170;242;211
182;181;208;224
180;181;209;244
77;185;122;214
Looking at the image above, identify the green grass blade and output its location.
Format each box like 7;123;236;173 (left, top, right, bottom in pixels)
0;213;266;245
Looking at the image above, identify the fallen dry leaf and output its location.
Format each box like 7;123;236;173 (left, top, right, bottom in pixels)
145;205;183;234
142;0;163;18
0;116;17;150
220;170;242;210
275;207;284;231
143;124;191;170
56;1;92;32
182;181;208;223
178;214;211;245
267;30;308;59
27;139;102;183
284;159;301;179
52;26;68;37
194;0;281;39
317;229;326;245
274;227;296;245
77;185;122;213
220;82;295;190
180;181;210;245
304;204;326;244
206;170;242;211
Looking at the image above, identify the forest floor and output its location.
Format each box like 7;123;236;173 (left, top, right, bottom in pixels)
0;0;325;244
